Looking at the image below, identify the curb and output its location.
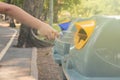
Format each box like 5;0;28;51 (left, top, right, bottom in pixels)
31;47;38;80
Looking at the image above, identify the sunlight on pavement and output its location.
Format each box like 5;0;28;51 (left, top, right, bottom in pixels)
0;22;9;27
0;66;35;80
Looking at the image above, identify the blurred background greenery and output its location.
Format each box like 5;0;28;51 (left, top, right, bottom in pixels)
1;0;120;25
0;0;120;47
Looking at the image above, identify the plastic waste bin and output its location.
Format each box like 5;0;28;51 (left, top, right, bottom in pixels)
62;16;120;80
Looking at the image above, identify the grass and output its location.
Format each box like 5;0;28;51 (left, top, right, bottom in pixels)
52;23;61;32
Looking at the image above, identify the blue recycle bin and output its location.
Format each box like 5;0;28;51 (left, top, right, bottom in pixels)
62;16;120;80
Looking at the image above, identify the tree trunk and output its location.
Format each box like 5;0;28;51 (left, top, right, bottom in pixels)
49;0;53;26
53;0;61;23
9;18;16;28
5;0;16;28
17;24;31;47
16;0;52;48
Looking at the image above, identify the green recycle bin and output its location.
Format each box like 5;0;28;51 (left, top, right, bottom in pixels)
62;16;120;80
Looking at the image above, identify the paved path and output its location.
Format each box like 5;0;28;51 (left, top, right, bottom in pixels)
0;27;38;80
0;27;16;52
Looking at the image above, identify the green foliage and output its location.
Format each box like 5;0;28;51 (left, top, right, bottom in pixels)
0;0;24;7
58;0;120;19
53;24;61;32
11;0;24;7
0;0;5;2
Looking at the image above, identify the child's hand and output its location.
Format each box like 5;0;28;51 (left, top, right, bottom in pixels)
38;22;59;40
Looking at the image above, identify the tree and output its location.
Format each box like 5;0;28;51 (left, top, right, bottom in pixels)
16;0;52;48
5;0;16;28
53;0;62;23
49;0;53;25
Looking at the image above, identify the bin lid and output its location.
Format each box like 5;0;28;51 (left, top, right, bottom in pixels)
74;20;96;49
59;21;71;31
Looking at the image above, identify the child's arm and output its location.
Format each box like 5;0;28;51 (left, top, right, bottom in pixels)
0;2;58;40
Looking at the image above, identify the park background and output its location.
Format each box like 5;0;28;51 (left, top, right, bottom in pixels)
0;0;120;80
0;0;120;47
